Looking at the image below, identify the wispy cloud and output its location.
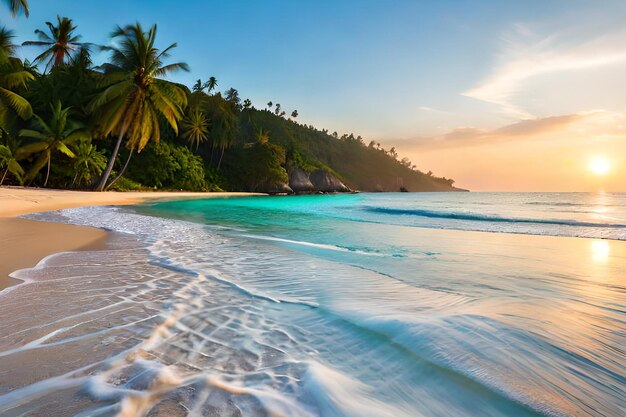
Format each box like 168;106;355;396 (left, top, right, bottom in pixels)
463;24;626;118
394;110;626;149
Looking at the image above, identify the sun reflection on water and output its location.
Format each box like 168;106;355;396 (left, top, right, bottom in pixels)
590;240;610;263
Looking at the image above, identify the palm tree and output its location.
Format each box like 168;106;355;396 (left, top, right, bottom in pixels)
0;135;24;184
23;16;82;72
71;139;106;187
291;110;298;119
181;110;208;150
0;26;17;64
3;0;28;17
0;27;34;132
18;101;87;186
204;76;217;94
225;87;240;106
243;98;252;109
256;128;269;144
88;23;189;191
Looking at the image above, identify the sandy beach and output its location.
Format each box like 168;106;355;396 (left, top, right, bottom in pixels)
0;187;261;291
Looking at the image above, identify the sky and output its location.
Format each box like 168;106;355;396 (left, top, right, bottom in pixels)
3;0;626;191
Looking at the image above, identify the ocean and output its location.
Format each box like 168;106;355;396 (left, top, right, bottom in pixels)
1;192;624;416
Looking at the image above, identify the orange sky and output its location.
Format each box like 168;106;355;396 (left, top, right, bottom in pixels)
392;111;626;191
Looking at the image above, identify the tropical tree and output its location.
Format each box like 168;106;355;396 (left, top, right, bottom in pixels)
3;0;28;17
205;76;217;94
203;95;237;170
71;139;106;187
267;101;272;110
181;110;208;150
0;25;16;63
0;27;34;132
23;16;82;72
192;79;203;93
243;98;252;109
18;101;87;186
224;87;240;106
88;23;189;191
291;109;298;119
256;128;269;144
0;135;24;184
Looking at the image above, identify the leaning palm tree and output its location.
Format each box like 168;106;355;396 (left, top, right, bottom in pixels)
0;27;34;132
17;101;87;186
88;23;189;191
23;16;82;72
181;110;208;150
3;0;28;17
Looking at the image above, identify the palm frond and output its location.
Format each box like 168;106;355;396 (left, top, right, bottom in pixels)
0;87;33;119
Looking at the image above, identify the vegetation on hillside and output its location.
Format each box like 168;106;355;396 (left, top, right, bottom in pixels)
0;3;458;192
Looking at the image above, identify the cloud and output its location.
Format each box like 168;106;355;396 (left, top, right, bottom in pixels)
463;24;626;118
393;110;626;149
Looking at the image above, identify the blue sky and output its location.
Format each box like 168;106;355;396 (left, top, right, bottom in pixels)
4;0;626;190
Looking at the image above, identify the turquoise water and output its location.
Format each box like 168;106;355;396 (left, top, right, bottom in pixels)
137;193;625;416
3;193;624;416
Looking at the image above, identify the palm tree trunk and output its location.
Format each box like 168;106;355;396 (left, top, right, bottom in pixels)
0;167;8;185
72;171;78;187
105;148;134;190
44;157;51;187
217;146;225;171
95;130;125;191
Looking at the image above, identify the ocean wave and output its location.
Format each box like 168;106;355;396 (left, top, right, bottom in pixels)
365;206;626;229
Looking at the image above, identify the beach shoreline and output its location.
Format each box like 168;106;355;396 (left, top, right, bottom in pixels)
0;187;263;291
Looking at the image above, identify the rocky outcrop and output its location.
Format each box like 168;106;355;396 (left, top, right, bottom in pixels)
309;169;350;193
288;168;315;193
265;182;293;195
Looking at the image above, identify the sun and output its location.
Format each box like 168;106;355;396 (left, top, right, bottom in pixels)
588;156;611;176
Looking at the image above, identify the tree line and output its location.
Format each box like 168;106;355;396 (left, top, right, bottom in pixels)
0;1;456;193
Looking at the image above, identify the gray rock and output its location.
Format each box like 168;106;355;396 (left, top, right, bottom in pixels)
265;182;293;194
309;170;350;193
289;168;315;193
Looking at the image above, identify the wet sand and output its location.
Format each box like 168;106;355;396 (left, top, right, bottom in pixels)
0;218;108;291
0;187;262;291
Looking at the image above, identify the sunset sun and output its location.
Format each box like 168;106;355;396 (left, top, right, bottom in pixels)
588;157;611;176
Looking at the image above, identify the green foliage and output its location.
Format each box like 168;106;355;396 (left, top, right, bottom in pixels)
89;22;189;190
222;141;288;192
71;139;107;187
0;15;458;194
126;140;208;191
0;28;34;132
239;109;456;191
181;110;208;150
0;135;24;184
18;100;88;186
108;175;143;191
